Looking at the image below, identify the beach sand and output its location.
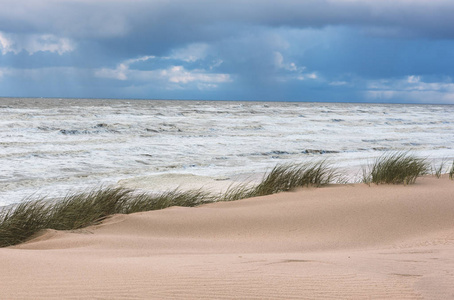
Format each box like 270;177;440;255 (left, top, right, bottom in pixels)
1;176;454;299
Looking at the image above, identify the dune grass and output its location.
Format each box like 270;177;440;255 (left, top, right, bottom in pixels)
251;160;341;196
47;188;132;230
0;188;132;247
432;159;449;179
0;188;214;247
0;160;342;247
0;200;50;247
362;152;429;185
0;155;440;247
219;182;256;202
124;189;213;214
450;161;454;180
220;160;341;201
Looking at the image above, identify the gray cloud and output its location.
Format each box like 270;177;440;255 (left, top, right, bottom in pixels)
1;0;454;103
1;1;453;41
2;0;453;68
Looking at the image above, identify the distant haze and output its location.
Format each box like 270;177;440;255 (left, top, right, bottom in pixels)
1;0;454;103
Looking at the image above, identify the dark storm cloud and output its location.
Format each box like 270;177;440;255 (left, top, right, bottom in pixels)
1;0;454;103
1;0;454;43
2;0;454;66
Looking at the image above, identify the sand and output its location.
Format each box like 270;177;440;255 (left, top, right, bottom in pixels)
1;176;454;299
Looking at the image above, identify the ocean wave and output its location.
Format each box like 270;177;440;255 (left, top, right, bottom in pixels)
1;99;453;206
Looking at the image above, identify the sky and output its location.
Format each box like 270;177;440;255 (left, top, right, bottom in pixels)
1;0;454;104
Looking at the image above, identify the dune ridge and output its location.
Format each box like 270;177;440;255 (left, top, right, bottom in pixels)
1;176;454;299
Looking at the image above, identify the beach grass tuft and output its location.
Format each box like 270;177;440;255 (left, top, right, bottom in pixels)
124;189;213;214
0;200;50;247
219;182;256;202
220;160;341;201
252;160;341;197
0;187;214;247
450;161;454;180
432;159;447;179
47;188;132;230
362;152;429;185
0;188;137;247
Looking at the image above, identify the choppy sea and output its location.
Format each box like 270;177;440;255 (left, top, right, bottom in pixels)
1;98;453;207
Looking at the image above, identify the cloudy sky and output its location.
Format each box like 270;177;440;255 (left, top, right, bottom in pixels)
1;0;454;103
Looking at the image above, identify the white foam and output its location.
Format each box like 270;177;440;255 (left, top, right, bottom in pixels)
0;98;453;206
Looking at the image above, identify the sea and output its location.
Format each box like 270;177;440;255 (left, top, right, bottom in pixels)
1;97;453;207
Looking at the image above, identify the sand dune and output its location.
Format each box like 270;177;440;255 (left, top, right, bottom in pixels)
1;176;454;299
